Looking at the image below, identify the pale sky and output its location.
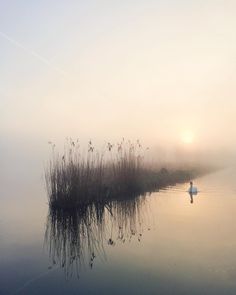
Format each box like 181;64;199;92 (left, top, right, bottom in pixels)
1;0;236;151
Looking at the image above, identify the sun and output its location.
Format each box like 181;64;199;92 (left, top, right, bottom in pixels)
181;130;195;144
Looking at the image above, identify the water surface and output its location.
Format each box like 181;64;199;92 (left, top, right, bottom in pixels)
1;166;236;295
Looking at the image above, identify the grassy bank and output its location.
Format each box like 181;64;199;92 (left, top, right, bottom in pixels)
45;139;205;209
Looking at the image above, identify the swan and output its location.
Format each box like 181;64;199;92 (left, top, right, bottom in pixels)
188;181;198;194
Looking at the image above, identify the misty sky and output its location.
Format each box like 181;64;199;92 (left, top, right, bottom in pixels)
1;0;236;150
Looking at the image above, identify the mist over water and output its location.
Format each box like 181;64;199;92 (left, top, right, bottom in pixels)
1;1;236;294
1;0;236;164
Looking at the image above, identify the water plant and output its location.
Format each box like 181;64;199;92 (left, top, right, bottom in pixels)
45;139;198;209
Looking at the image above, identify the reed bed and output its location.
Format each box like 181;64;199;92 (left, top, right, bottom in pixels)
45;139;196;209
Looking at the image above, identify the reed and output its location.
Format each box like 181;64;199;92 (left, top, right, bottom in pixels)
45;139;198;209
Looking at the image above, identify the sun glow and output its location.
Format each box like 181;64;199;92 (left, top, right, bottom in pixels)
181;131;195;144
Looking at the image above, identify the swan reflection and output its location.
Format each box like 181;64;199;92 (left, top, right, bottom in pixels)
188;181;198;204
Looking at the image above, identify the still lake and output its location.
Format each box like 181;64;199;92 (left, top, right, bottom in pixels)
1;161;236;295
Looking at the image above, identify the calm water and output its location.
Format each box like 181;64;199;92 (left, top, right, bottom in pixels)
1;163;236;295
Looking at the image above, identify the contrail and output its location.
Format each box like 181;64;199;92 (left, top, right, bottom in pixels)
0;30;116;100
0;30;71;78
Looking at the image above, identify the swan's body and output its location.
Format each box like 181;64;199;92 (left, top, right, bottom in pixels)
188;186;198;194
188;181;198;194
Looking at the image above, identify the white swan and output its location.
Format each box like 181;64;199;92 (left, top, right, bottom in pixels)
188;181;198;194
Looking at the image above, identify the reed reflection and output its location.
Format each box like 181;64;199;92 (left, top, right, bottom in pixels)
45;195;150;278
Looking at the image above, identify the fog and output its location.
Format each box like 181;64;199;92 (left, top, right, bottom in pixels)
1;0;236;167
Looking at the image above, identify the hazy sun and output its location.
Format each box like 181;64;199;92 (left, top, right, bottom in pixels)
181;131;195;144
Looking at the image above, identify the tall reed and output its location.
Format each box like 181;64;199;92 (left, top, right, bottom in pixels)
46;139;146;208
45;139;197;209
